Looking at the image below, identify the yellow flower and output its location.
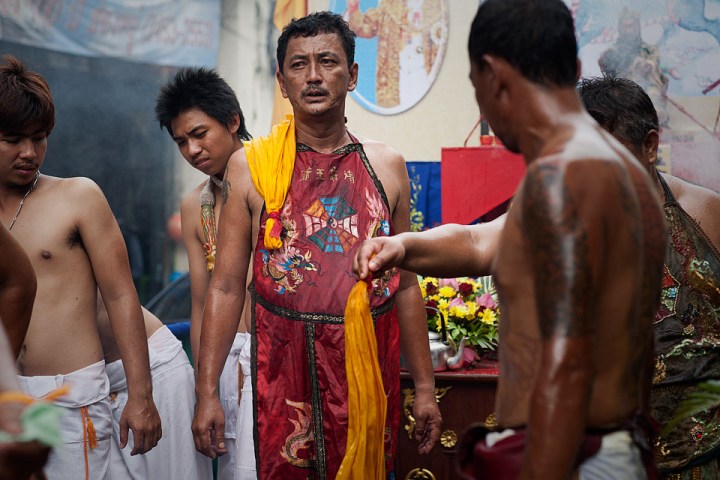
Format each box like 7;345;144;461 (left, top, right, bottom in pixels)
438;286;456;298
428;294;440;303
437;298;450;311
449;305;468;320
419;284;427;299
480;308;497;325
465;302;478;319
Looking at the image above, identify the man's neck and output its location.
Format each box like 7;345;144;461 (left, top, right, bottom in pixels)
294;112;351;154
516;86;586;163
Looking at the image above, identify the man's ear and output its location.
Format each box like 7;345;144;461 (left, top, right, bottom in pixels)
481;54;502;99
228;112;240;135
276;68;289;99
348;62;359;92
644;129;660;165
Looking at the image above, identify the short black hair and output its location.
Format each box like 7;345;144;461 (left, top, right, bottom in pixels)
0;55;55;135
155;67;251;140
276;11;356;74
469;0;578;88
577;76;659;151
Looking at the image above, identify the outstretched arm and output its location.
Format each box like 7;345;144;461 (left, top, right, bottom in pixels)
0;224;36;357
519;161;597;479
354;214;505;279
193;152;253;459
76;179;161;456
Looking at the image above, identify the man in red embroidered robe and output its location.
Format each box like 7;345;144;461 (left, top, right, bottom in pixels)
192;11;441;480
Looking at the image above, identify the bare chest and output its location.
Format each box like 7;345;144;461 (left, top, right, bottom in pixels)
7;198;88;272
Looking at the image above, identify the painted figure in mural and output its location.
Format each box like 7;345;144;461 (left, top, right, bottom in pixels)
191;11;440;480
579;76;720;480
345;0;447;109
0;55;161;479
356;1;668;478
96;296;213;479
599;8;670;128
0;223;36;357
155;67;256;480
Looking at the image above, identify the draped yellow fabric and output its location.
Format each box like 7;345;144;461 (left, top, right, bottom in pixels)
271;0;307;126
336;280;387;480
245;114;296;250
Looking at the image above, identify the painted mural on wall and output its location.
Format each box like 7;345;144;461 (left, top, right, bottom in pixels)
329;0;449;115
568;0;720;192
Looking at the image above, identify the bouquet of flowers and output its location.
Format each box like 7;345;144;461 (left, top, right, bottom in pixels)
418;276;500;351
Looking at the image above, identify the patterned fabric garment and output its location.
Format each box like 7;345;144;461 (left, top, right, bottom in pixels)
652;174;720;476
250;139;400;480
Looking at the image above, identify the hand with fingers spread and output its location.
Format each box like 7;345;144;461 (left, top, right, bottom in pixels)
192;395;228;459
353;236;406;281
119;394;162;456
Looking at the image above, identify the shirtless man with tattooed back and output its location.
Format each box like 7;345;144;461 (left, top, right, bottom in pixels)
354;1;667;478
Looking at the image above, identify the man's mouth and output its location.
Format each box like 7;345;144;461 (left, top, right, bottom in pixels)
304;89;328;99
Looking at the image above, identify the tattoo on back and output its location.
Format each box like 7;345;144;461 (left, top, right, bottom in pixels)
522;163;593;339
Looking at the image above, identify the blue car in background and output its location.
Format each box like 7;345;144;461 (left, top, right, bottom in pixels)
145;272;193;364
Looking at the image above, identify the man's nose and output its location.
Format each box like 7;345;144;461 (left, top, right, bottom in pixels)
18;139;37;159
307;61;322;83
187;138;202;156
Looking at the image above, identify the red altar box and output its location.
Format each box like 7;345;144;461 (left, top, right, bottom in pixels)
441;145;525;224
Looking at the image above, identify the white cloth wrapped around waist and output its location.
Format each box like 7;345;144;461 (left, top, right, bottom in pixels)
17;359;109;408
106;325;184;393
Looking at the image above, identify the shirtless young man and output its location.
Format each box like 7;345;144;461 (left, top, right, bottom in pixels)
0;223;36;357
155;67;254;479
0;55;161;479
192;11;441;479
578;76;720;480
355;1;667;478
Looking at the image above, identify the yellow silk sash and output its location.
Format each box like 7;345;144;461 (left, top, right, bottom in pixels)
337;280;387;479
245;114;296;249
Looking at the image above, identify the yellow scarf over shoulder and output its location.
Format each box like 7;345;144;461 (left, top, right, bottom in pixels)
244;114;296;250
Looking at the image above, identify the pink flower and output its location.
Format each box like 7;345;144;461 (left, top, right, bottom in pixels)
439;278;459;289
476;292;497;310
449;297;466;308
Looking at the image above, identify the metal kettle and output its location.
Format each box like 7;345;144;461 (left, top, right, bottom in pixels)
426;306;466;371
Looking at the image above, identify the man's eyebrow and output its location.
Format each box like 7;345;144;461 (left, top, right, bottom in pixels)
172;125;206;141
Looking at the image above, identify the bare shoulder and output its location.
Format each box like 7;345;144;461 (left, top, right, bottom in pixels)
41;176;107;205
226;147;262;210
180;180;205;212
356;135;405;172
664;173;720;210
665;173;720;249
